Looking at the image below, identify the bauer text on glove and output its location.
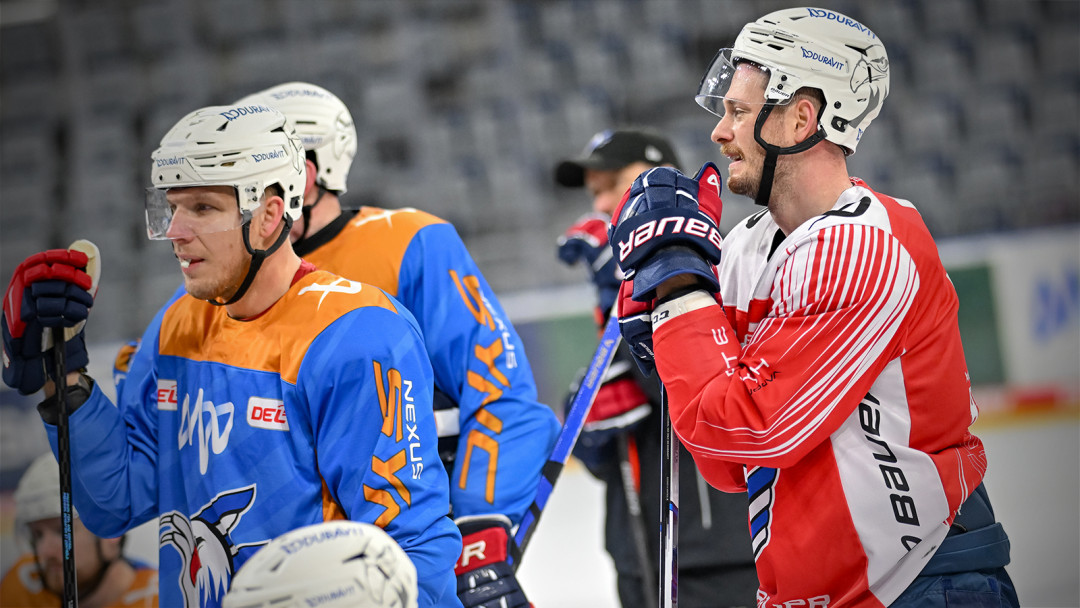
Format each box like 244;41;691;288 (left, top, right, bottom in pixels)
608;163;725;301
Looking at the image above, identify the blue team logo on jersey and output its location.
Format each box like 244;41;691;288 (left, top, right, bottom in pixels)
159;485;267;607
746;466;778;559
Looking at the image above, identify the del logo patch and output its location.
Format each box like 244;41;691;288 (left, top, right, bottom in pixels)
247;397;289;431
157;379;178;411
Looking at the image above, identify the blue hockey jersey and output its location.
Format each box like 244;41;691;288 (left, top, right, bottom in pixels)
49;269;462;608
299;207;560;525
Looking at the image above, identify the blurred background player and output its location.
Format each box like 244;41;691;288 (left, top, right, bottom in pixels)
224;520;418;608
554;128;757;608
2;103;463;607
0;452;158;608
113;82;559;608
607;7;1019;607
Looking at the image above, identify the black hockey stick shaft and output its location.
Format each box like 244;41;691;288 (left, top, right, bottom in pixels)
510;315;621;569
52;328;78;607
617;433;655;603
659;386;679;608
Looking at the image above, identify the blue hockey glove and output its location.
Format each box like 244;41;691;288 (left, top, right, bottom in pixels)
455;515;530;608
557;212;621;317
609;163;725;302
2;243;99;394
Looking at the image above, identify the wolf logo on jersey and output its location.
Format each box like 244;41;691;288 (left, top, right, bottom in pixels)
160;485;266;607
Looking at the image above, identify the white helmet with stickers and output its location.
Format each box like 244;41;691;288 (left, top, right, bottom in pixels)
14;453;77;532
146;104;306;239
223;521;418;608
696;6;890;154
237;82;357;194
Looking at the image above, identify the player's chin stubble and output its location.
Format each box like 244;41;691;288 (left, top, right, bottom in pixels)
183;258;246;302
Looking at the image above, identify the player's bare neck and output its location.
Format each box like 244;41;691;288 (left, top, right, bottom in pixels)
770;156;851;234
307;190;344;235
75;559;135;608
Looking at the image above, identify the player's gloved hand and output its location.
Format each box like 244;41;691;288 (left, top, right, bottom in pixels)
615;280;658;375
557;212;622;318
455;515;530;608
567;357;652;474
609;162;724;302
2;241;100;394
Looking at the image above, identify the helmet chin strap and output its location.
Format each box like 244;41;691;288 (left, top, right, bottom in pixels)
207;214;294;307
752;104;827;207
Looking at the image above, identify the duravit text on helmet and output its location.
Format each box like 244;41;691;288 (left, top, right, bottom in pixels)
267;88;332;101
219;105;277;121
155;156;185;168
800;47;845;71
805;8;877;39
252;149;287;162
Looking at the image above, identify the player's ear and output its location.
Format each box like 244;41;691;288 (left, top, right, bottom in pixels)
792;97;819;145
256;189;287;241
304;159;318;196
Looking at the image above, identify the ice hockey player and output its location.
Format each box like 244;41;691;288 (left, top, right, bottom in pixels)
1;103;463;607
0;452;159;607
224;520;418;608
114;82;558;608
605;7;1019;607
555;128;757;607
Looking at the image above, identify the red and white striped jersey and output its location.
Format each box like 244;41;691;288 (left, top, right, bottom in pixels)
652;180;986;607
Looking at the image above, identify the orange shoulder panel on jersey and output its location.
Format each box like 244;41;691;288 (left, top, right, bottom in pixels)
158;270;400;384
115;568;159;608
0;554;158;607
302;206;448;296
0;554;49;607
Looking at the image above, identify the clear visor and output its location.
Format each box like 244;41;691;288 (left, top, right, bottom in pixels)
145;187;246;240
695;48;787;118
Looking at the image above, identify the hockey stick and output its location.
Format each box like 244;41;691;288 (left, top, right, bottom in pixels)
617;433;655;602
659;386;679;608
52;328;78;607
509;314;621;569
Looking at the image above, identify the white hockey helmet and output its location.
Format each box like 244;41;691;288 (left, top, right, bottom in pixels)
237;82;357;194
146;104;306;239
14;453;78;532
223;521;418;608
696;7;890;154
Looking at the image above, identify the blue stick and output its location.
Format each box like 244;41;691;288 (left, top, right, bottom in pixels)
510;315;621;569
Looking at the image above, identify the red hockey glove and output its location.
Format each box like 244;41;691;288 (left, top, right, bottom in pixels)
609;162;725;301
455;515;530;608
2;242;100;395
568;355;652;473
557;212;622;317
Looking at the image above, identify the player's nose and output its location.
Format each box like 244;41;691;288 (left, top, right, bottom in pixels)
711;117;732;144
